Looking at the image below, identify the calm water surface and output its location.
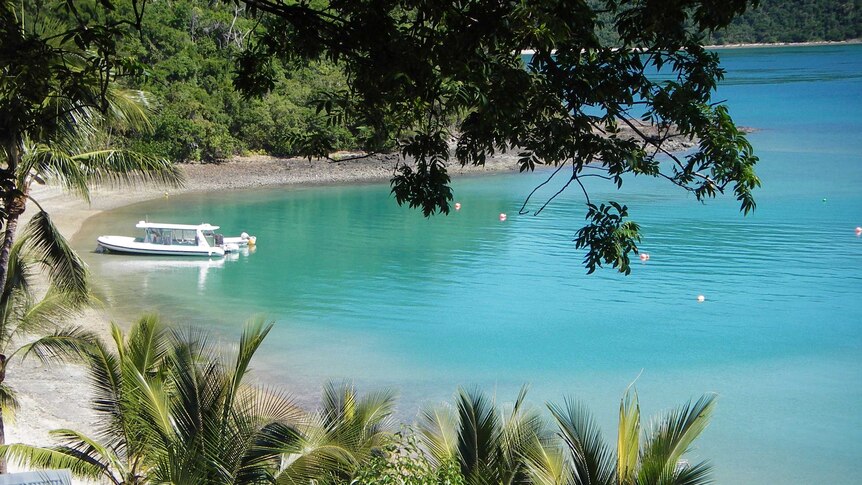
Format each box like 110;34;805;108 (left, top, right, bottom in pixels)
74;45;862;485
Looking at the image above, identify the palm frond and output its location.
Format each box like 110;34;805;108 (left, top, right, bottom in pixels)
20;144;91;200
20;210;88;299
49;428;128;479
73;149;184;189
102;88;155;134
0;383;20;424
547;397;614;485
419;403;459;465
523;441;571;485
277;439;359;485
637;394;717;484
455;387;502;480
228;315;274;405
82;330;124;433
617;387;641;484
13;326;98;365
2;237;33;303
128;365;174;440
673;459;714;485
125;313;168;373
236;384;305;426
499;386;547;484
11;287;95;339
355;387;397;437
0;238;36;345
0;442;112;482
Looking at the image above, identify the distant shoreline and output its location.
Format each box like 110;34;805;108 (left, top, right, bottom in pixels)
520;39;861;55
705;39;861;49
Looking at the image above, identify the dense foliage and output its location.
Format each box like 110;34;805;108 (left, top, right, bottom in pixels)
48;0;856;166
64;0;361;163
1;315;718;485
234;0;763;273
23;1;856;272
710;0;861;44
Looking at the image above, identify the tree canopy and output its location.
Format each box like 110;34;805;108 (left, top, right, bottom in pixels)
233;0;761;273
6;0;770;273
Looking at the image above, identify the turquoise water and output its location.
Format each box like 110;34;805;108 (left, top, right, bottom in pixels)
74;45;862;484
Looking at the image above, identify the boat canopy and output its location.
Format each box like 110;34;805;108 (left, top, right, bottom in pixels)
136;221;220;231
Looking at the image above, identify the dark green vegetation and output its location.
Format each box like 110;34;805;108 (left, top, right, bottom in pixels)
0;0;182;467
21;0;856;273
710;0;861;44
234;0;762;274
116;2;359;163
96;0;858;167
0;314;718;485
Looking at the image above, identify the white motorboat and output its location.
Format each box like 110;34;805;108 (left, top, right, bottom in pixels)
97;221;255;257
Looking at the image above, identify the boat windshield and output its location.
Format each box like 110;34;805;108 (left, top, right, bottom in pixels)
201;230;216;247
144;228;199;246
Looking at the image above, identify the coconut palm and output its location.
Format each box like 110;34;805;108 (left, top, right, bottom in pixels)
276;381;397;484
0;234;99;472
419;387;548;485
0;2;183;297
525;388;717;485
1;314;304;484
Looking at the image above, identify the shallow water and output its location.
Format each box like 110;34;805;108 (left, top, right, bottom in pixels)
74;45;862;484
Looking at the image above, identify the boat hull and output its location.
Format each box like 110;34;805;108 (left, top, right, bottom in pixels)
97;236;225;257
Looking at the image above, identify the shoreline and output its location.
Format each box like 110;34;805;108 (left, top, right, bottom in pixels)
7;114;697;452
705;39;860;49
7;152;525;449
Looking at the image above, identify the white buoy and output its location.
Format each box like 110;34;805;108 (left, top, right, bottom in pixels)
697;295;705;303
639;253;648;261
856;226;862;235
499;213;507;222
455;202;462;211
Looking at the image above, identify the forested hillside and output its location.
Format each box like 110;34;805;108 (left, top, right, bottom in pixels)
49;0;859;163
710;0;861;44
110;1;359;162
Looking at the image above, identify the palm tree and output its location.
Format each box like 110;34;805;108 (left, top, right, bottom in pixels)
419;387;548;485
1;314;304;484
525;388;717;485
276;381;397;484
0;234;99;472
0;2;183;296
0;8;181;467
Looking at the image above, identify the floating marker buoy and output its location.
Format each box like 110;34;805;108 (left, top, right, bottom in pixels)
499;213;507;222
822;198;827;203
639;253;648;261
164;192;169;198
697;295;705;303
455;202;461;211
856;226;862;235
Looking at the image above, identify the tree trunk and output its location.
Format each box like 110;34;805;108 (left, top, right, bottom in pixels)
0;139;22;297
0;354;7;474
